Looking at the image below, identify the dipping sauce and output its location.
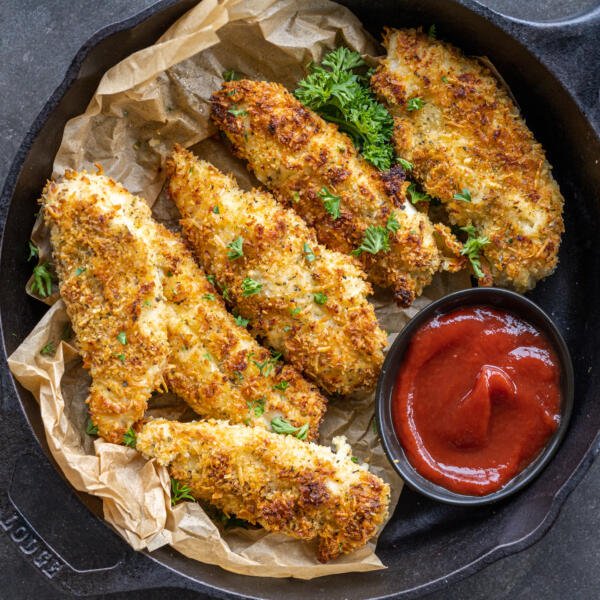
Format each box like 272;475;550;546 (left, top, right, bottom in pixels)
393;306;561;496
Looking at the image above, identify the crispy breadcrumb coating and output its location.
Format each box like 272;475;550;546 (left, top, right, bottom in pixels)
210;80;462;307
42;170;325;442
137;418;390;562
154;224;326;440
371;28;564;290
167;146;387;395
41;171;169;444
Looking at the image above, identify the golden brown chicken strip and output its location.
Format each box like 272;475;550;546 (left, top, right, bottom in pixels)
167;146;387;395
211;80;461;307
137;418;390;562
371;28;564;290
154;223;326;440
41;171;169;444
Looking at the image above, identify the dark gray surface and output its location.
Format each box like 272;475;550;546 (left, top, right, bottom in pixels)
1;0;599;598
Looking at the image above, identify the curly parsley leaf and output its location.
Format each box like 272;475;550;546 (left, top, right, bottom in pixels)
294;47;394;170
397;157;413;171
241;277;262;296
227;236;244;260
123;427;137;448
273;380;289;392
386;213;400;234
453;188;472;202
407;183;431;204
318;187;341;220
313;292;327;305
352;226;390;256
407;97;425;112
460;225;490;279
247;397;266;417
234;314;250;328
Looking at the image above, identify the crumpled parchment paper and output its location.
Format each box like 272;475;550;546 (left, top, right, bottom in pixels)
8;0;471;579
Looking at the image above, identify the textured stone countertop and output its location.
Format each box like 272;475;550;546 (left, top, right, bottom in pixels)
1;1;599;598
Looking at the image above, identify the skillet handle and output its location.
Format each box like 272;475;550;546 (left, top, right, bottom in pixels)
484;5;600;134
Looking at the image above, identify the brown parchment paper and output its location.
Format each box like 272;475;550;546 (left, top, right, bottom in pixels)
9;0;472;579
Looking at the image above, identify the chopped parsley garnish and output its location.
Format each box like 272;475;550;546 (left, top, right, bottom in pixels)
86;419;98;436
407;97;426;111
313;292;327;305
228;105;247;117
170;478;195;506
318;187;341;220
222;69;241;82
292;191;300;203
117;331;127;345
227;236;244;260
241;277;262;296
234;314;250;328
213;205;220;214
273;381;289;392
303;242;316;262
407;183;431;204
28;241;39;261
290;306;302;316
202;293;215;301
270;417;309;440
441;75;449;84
460;225;490;279
40;341;55;356
351;456;359;464
123;427;137;448
352;226;390;256
203;351;213;362
247;397;266;417
31;263;53;297
294;47;394;169
453;188;472;202
397;157;413;171
206;274;216;285
428;24;437;39
75;267;87;275
115;353;126;363
386;213;400;234
252;352;281;377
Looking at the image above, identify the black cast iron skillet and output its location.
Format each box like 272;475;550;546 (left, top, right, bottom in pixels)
0;0;599;598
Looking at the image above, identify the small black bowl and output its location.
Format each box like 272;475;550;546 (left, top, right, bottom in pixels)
376;287;574;506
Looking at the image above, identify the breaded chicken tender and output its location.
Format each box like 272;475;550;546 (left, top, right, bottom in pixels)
41;171;169;444
371;28;564;290
137;419;390;562
154;224;326;440
211;80;462;307
42;170;325;443
167;146;387;395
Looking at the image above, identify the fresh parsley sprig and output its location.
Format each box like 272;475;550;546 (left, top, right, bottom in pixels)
227;236;244;260
123;427;137;448
31;263;54;298
318;187;341;220
295;47;394;170
241;277;262;296
270;416;309;440
460;225;490;279
353;226;391;257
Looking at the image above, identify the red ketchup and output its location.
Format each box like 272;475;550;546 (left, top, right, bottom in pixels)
393;306;561;496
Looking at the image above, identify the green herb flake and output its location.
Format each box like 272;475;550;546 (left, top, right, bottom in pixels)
115;353;126;363
397;157;413;171
351;456;359;464
123;427;137;448
222;69;241;82
270;416;309;440
40;341;55;357
441;75;449;84
252;352;282;377
303;242;316;262
460;225;490;279
228;105;247;117
352;226;390;256
117;331;127;345
386;213;400;234
213;205;220;214
428;24;437;39
247;397;266;418
206;274;217;285
273;381;289;392
234;314;250;328
28;241;39;261
294;47;394;169
407;97;425;112
86;419;99;436
313;292;327;305
31;263;54;298
75;266;87;276
202;293;215;301
290;306;302;316
453;188;472;202
318;187;341;220
241;277;262;296
227;236;244;260
407;183;431;204
170;478;195;506
143;299;152;307
292;191;300;203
